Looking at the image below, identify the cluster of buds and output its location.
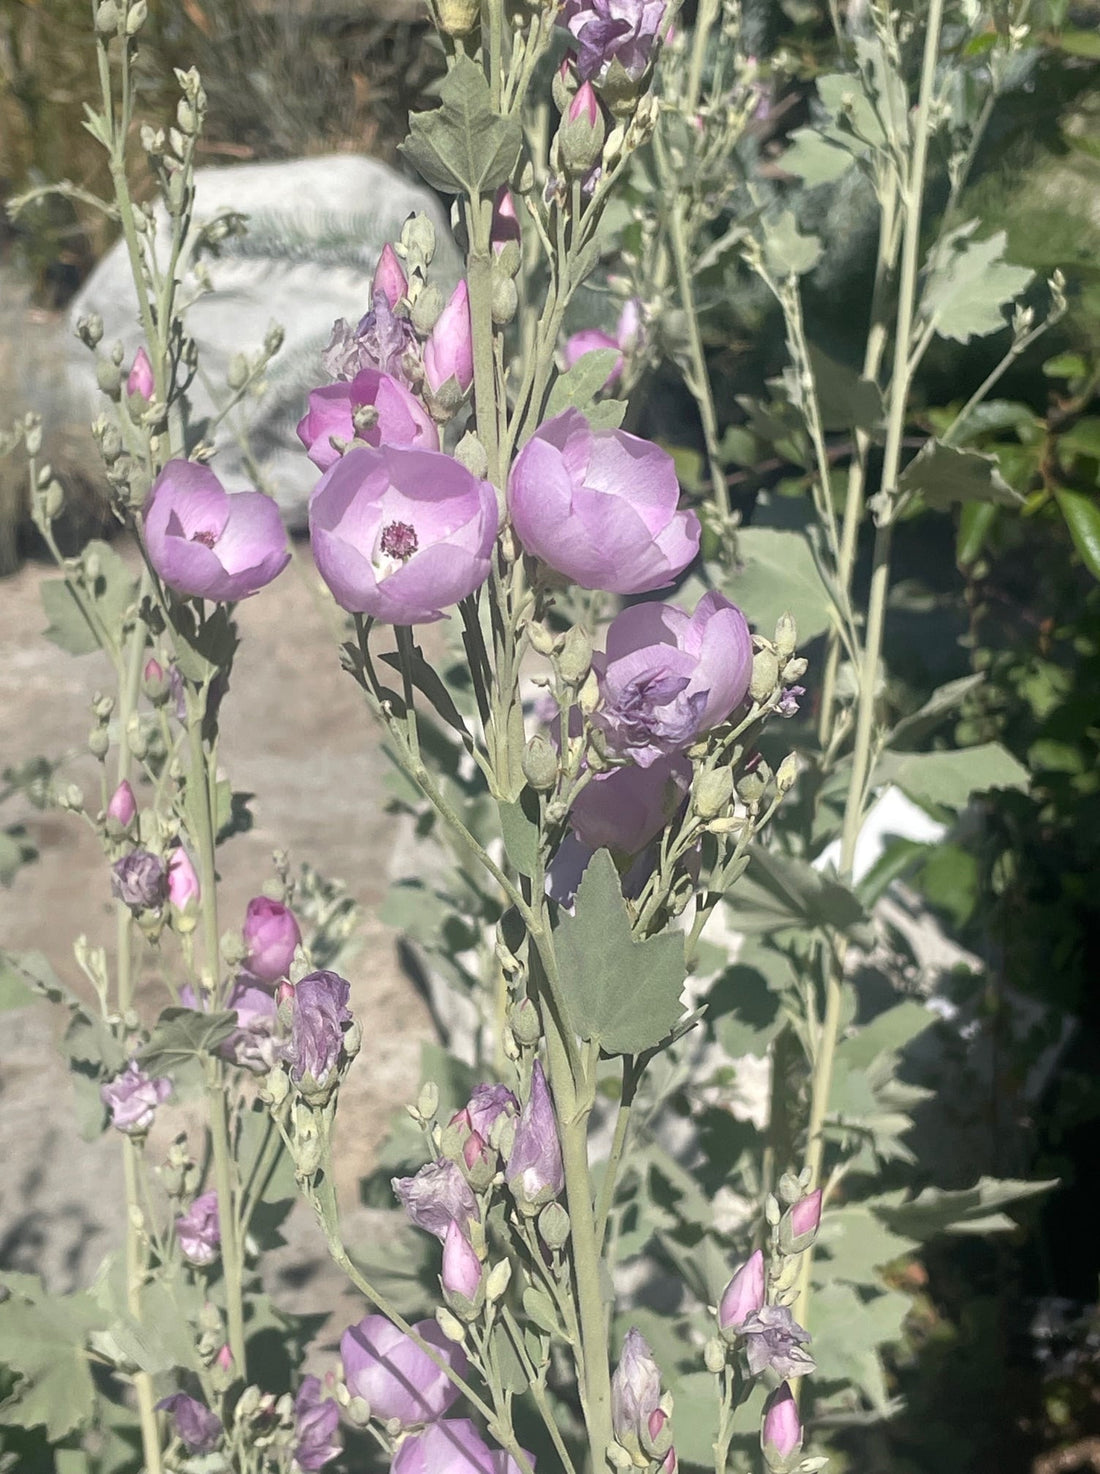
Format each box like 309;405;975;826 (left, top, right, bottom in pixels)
609;1329;677;1471
750;612;808;723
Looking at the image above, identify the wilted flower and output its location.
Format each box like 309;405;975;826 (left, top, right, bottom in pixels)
441;1219;483;1303
392;1158;478;1241
452;1083;518;1147
293;1376;342;1472
166;846;201;910
373;244;409;309
101;1060;172;1134
391;1418;534;1474
111;850;166;912
221;976;281;1072
422;281;474;397
561;0;667;82
506;1061;564;1210
143;460;290;602
719;1249;766;1334
297;370;439;472
310;445;498;624
323;293;417;384
508;410;699;595
593;593;753;767
570;753;691;857
341;1314;468;1427
127;347;155;401
106;780;137;828
176;1190;220;1266
287;970;353;1088
741;1305;816;1379
777;685;805;719
156;1393;222;1452
242;896;301;983
761;1383;802;1467
611;1329;662;1444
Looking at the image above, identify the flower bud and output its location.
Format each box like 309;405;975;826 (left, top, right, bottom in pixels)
538;1200;571;1249
557;624;593;686
703;1337;727;1373
143;658;169;704
509;996;541;1047
552;58;576;112
491;274;518;326
95;0;119;33
774;611;797;659
761;1384;802;1472
750;649;780;704
96;357;123;399
522;732;559;792
560;82;606;174
126;347;155;401
242;896;301;982
485;1258;513;1302
411;283;445;337
167;846;201;911
77;314;104;349
506;1062;564;1214
718;1249;765;1337
736;769;766;805
492;187;522;255
437;0;480;35
400;213;437;270
423;282;474;396
107;779;137;829
125;0;147;35
782;656;808;682
88;727;110;760
435;1306;467;1344
372;243;408;308
692;766;733;821
441;1220;484;1316
779;1188;822;1254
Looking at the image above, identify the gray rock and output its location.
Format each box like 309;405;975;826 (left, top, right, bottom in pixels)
66;154;456;528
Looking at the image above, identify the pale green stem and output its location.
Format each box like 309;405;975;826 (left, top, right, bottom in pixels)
122;1139;164;1474
500;1305;580;1474
594;1068;636;1251
797;0;945;1336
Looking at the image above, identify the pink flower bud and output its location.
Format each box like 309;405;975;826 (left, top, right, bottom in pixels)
569;79;600;128
276;979;295;1009
372;243;408;309
789;1188;822;1240
216;1344;233;1372
719;1249;765;1332
144;657;163;683
491;187;521;253
167;846;201;909
761;1384;801;1464
127;347;155;401
242;896;301;983
422;281;473;395
560;81;605;174
107;779;137;827
441;1219;482;1301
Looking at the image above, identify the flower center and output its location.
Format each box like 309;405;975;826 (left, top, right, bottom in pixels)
190;528;218;548
379;520;419;561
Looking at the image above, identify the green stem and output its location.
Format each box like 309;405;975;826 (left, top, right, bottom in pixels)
466;201;502;486
594;1063;637;1251
797;0;945;1334
500;1306;580;1474
122;1140;164;1474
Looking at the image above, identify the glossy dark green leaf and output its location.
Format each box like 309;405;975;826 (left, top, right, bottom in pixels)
1054;487;1100;581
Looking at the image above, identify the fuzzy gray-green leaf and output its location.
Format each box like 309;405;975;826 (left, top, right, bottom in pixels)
401;56;522;196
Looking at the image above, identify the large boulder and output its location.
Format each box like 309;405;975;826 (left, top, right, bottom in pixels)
67;154;456;528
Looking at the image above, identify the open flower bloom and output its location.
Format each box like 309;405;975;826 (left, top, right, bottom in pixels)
593;593;753;766
101;1060;172;1134
391;1418;534;1474
156;1393;222;1452
561;0;667;82
143;460;290;601
392;1158;478;1241
310;445;498;624
297;370;439;472
508;410;699;595
570;753;691;857
341;1315;468;1427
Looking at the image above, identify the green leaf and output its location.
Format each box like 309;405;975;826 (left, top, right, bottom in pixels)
806;347;883;433
401;56;522;196
874;742;1029;812
0;1277;100;1439
886;674;984;750
761;210;822;277
137;1006;238;1073
922;224;1034;343
498;789;540;878
1054;488;1100;581
814;1205;917;1285
719;526;834;642
711;940;790;1058
780;127;857;184
956;500;999;566
585;398;628;430
0;953;35;1011
877;1177;1056;1238
810;1281;912;1410
521;1287;562;1337
40;541;137;657
1053;28;1100;59
834;1000;934;1074
545;350;622;421
729;846;867;935
899;441;1021;510
554;849;685;1055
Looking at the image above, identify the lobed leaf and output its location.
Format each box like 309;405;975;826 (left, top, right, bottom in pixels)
401;56;522;196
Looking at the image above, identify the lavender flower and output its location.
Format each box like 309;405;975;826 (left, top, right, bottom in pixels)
341;1314;468;1426
741;1305;816;1379
127;347;155;401
505;1062;564;1210
175;1190;220;1266
242;896;301;983
441;1219;483;1302
562;299;642;389
593;593;753;767
156;1393;222;1452
570;753;691;857
101;1060;171;1134
292;1376;342;1472
451;1083;519;1155
166;846;200;910
392;1158;478;1241
391;1418;534;1474
561;0;667;83
288;970;353;1087
297;370;439;472
719;1249;765;1334
323;293;417;383
777;684;806;718
310;445;498;624
611;1329;662;1443
221;976;281;1072
761;1383;802;1468
423;281;474;397
507;409;699;595
111;850;166;912
372;244;409;309
106;780;136;828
